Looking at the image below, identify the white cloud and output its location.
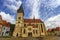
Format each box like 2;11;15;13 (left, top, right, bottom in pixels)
0;11;15;24
45;0;60;8
4;0;22;11
31;0;40;19
26;0;41;19
45;14;60;30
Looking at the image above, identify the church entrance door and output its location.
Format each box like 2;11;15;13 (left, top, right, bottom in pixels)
28;33;32;37
16;33;18;37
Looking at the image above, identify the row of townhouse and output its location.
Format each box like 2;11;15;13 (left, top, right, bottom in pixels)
0;15;10;36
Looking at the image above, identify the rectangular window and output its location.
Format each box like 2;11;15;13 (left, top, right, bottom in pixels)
36;30;37;34
6;31;9;34
4;27;5;30
33;30;35;34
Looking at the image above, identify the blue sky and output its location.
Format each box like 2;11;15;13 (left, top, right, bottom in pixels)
0;0;60;29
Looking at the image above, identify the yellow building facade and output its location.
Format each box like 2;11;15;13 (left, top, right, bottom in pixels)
13;4;47;37
0;15;3;36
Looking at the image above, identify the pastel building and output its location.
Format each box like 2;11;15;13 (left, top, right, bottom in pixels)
2;20;10;36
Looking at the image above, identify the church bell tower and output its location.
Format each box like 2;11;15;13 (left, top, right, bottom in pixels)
13;4;24;37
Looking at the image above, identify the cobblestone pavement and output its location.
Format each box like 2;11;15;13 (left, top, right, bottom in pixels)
0;36;60;40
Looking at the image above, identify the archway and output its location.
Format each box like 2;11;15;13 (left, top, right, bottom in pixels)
16;33;18;37
28;32;32;37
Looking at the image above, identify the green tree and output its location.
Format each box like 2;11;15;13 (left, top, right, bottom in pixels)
8;22;15;36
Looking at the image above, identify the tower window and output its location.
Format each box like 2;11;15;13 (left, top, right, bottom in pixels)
18;21;20;23
24;24;26;26
18;17;21;19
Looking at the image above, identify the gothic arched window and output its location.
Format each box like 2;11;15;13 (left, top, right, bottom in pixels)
33;30;35;34
24;29;25;34
41;24;43;32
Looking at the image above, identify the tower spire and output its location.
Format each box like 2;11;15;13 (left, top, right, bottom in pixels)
17;4;24;13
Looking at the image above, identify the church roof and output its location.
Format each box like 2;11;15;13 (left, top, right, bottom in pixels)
24;19;43;28
17;4;24;13
24;19;43;23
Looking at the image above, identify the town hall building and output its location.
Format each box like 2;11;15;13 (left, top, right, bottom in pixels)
13;4;47;37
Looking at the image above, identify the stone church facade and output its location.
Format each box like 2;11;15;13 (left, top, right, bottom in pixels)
13;4;47;37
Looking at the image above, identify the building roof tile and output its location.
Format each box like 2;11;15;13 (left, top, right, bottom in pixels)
24;19;43;23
